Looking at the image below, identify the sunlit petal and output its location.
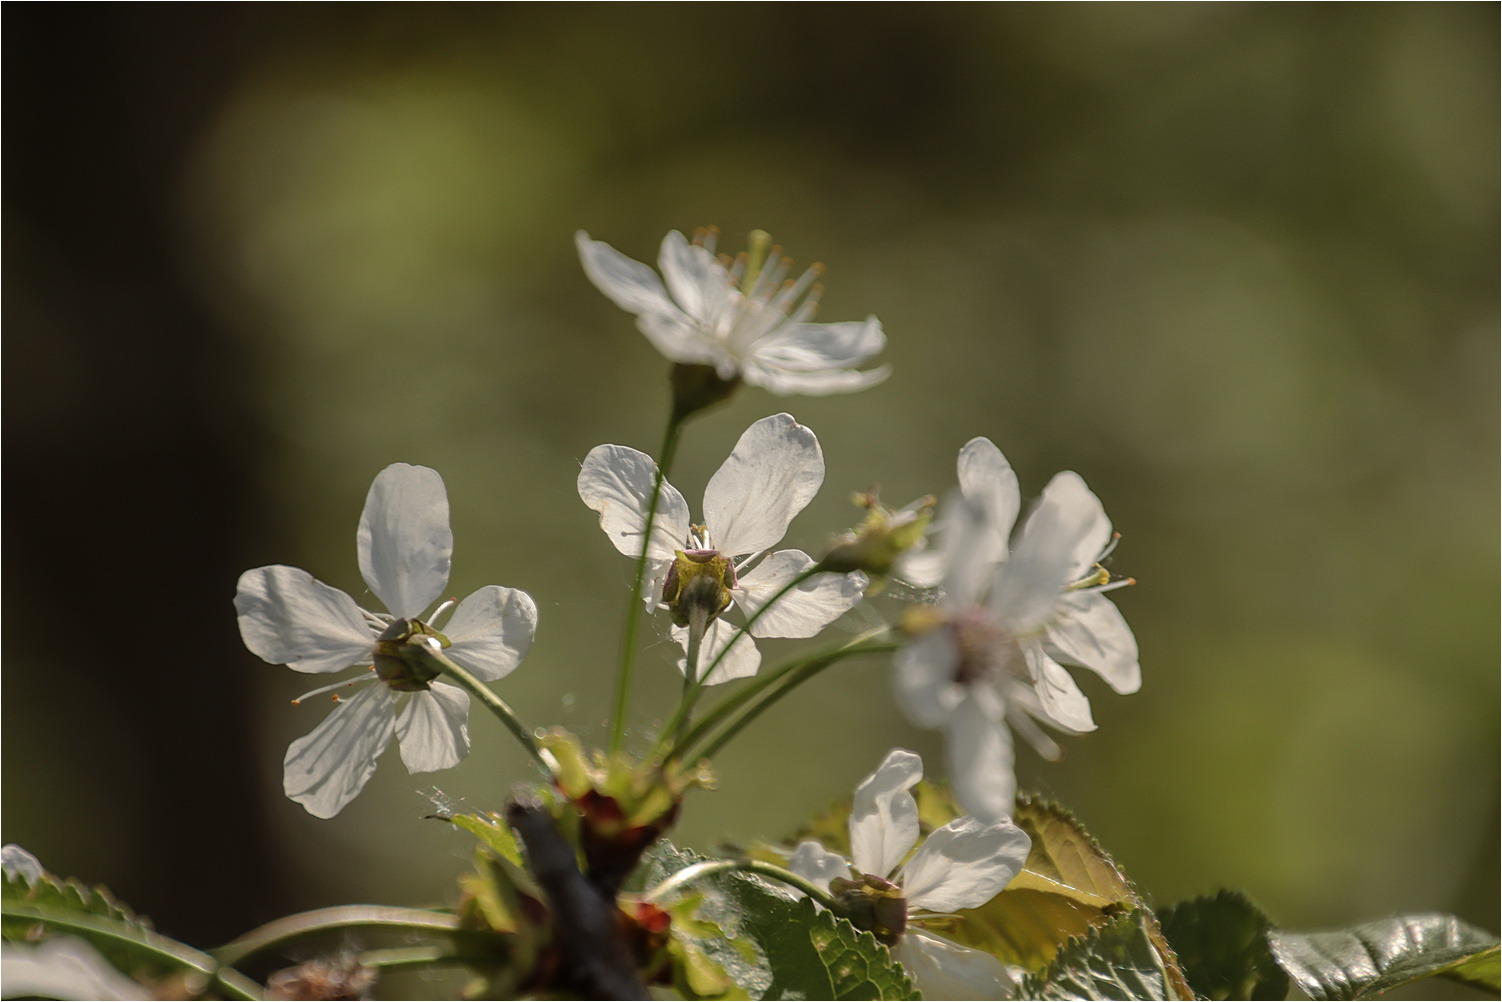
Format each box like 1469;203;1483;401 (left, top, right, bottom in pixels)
703;413;824;556
235;565;374;674
849;748;923;878
283;683;395;819
357;463;452;619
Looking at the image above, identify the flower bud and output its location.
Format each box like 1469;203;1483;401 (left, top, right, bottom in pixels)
537;729;714;897
818;492;936;584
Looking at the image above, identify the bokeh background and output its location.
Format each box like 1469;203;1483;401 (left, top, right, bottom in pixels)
4;3;1496;993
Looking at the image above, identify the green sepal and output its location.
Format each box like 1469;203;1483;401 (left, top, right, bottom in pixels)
1267;912;1500;1000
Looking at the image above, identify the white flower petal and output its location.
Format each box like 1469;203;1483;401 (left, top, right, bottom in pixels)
395;683;471;773
892;627;962;729
1046;590;1140;695
1035;471;1113;582
900;816;1031;912
734;549;865;638
658;230;727;326
741;361;892;396
357;464;452;619
575;230;684;321
787;841;851;896
235;565;375;674
444;585;538;682
893;543;945;590
957;437;1021;554
578;445;692;565
849;748;923;878
938;492;1002;610
750;317;886;371
1027;647;1096;733
672;616;761;685
1;937;145;1001
283;683;395;819
990;486;1088;631
2;845;43;883
892;931;1018;1002
637;312;726;368
947;694;1017;825
703;413;824;556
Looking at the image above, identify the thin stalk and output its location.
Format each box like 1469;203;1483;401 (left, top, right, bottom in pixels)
213;906;460;969
655;566;822;753
610;412;685;754
676;609;707;744
429;651;547;769
670;627;893;761
692;639;899;762
356;946;496;971
644;859;836;909
3;905;263;1000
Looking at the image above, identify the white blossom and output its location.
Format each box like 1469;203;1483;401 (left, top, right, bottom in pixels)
788;748;1032;1000
578;413;865;684
576;228;889;395
894;438;1139;823
1;937;143;1001
235;464;537;818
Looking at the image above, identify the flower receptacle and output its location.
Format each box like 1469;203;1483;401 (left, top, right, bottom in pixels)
372;618;451;692
830;873;909;946
670;363;742;422
662;549;736;629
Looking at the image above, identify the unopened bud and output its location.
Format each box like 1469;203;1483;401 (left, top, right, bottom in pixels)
818;493;936;583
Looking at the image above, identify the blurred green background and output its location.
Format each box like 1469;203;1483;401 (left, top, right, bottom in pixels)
4;1;1496;984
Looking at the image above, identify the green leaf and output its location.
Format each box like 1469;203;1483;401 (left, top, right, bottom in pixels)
758;896;919;1001
636;841;918;1000
4;868;260;1000
1018;908;1189;1001
1267;912;1501;1000
446;811;525;868
1155;891;1289;1000
940;795;1192;999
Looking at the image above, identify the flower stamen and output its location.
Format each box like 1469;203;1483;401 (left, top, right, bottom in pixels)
292;669;377;706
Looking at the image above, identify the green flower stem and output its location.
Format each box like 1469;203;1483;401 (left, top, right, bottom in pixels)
610;411;685;754
655;566;823;755
644;859;836;910
3;904;263;1000
676;608;707;744
427;650;547;770
213;905;460;970
675;630;897;762
356;946;497;971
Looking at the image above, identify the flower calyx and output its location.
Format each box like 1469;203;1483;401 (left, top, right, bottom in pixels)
372;617;450;692
661;546;737;629
829;872;909;946
818;491;936;586
539;729;715;897
670;363;743;423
